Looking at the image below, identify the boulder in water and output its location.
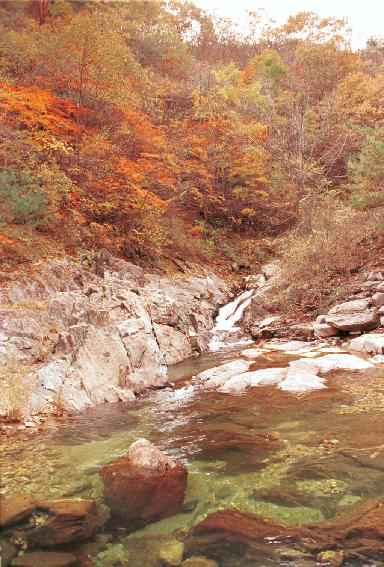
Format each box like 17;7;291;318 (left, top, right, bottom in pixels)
195;360;251;389
159;540;185;566
11;552;77;567
101;439;187;529
0;494;36;528
27;499;109;547
219;367;287;393
279;369;326;393
289;354;373;374
181;558;218;567
186;498;384;563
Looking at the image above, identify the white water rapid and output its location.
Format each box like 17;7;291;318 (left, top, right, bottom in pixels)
209;288;254;351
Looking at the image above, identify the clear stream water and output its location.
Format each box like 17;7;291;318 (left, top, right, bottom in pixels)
2;295;384;565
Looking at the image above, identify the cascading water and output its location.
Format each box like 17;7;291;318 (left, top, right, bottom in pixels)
209;288;255;351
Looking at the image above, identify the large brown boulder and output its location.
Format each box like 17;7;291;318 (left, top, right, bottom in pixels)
27;499;109;547
101;438;187;529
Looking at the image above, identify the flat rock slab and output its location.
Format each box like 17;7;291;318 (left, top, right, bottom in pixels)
279;369;326;393
0;494;36;528
265;341;312;351
240;348;265;359
350;333;384;355
290;354;373;374
219;367;287;393
11;552;77;567
195;360;251;388
326;299;379;332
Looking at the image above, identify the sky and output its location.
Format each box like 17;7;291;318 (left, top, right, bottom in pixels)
193;0;384;50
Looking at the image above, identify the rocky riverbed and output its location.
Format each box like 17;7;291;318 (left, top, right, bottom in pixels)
1;336;384;566
1;255;384;566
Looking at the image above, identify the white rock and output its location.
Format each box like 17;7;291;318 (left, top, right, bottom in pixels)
267;341;312;352
290;354;373;374
349;333;384;355
325;299;379;332
369;355;384;365
195;360;251;388
313;322;339;338
258;316;280;328
241;348;265;359
372;292;384;307
36;360;68;391
279;370;326;393
153;323;193;365
219;367;288;393
171;385;195;399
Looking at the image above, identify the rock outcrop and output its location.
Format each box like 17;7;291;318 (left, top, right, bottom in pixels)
101;439;188;529
0;252;230;416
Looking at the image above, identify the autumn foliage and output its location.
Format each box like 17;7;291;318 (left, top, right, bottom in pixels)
0;1;383;266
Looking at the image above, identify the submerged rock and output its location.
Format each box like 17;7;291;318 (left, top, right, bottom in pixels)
11;552;78;567
0;494;36;528
181;558;218;567
159;540;185;566
27;498;109;547
317;550;344;566
186;498;384;563
101;439;187;528
0;539;16;567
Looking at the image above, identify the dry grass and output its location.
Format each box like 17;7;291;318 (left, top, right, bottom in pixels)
272;199;384;312
0;362;31;421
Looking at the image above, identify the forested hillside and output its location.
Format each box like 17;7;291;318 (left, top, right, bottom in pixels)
1;0;383;275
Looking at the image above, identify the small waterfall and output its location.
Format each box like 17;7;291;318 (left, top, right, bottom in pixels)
209;289;254;351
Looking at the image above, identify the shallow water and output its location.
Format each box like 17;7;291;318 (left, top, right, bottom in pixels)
2;346;384;566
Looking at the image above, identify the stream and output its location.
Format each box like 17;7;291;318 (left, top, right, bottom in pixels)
2;293;384;566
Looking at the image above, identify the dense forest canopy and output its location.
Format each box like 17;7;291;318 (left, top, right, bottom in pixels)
0;0;383;268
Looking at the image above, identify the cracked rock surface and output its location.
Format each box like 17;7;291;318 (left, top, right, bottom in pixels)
0;252;230;416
